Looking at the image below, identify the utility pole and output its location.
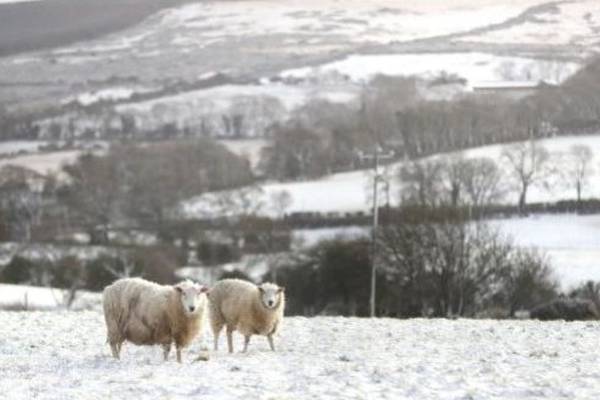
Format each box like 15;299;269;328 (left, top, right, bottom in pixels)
360;146;394;317
358;83;394;317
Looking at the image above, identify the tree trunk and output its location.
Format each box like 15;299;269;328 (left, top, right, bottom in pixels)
518;184;528;213
576;181;582;211
451;182;460;207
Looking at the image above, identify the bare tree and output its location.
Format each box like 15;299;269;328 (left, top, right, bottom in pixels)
442;155;469;207
261;123;329;180
501;141;552;210
460;157;504;208
398;159;444;207
564;144;593;206
378;220;514;317
61;152;125;243
0;166;46;243
270;190;292;219
210;184;265;218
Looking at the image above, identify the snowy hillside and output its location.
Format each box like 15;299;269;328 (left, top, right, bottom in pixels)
1;312;600;399
185;135;600;217
1;0;596;125
457;0;600;47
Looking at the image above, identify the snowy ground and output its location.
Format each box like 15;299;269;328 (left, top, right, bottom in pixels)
488;214;600;289
0;145;106;178
218;139;269;170
0;284;101;311
1;312;600;399
0;141;49;156
281;53;580;86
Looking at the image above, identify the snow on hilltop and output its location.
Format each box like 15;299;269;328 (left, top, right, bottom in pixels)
1;312;600;399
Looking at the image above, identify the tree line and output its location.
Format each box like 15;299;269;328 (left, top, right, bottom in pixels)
259;57;600;181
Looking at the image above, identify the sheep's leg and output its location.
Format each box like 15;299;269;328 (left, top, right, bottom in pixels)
162;343;171;361
212;320;224;351
267;335;275;352
213;332;220;351
176;346;182;363
242;335;251;353
226;326;234;354
110;342;120;359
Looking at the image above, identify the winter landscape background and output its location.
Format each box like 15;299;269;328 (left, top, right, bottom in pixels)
2;0;600;398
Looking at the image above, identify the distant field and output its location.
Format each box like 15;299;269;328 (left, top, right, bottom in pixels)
0;0;190;56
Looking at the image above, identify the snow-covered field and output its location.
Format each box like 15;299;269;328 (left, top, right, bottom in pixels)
0;150;84;177
0;141;48;156
1;312;600;399
282;53;580;86
218;139;269;170
0;284;101;311
489;214;600;288
0;145;106;178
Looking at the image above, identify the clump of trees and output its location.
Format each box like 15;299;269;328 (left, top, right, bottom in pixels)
58;139;254;242
1;244;184;295
270;215;558;318
258;57;600;183
399;155;505;209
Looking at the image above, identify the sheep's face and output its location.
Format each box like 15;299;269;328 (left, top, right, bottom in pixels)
259;283;284;310
175;281;208;316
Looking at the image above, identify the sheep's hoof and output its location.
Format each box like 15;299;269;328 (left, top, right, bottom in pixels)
194;351;210;362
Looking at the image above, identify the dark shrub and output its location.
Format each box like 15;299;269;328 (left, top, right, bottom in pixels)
530;298;599;321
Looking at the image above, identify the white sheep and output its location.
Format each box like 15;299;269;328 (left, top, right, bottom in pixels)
207;279;285;353
102;277;208;362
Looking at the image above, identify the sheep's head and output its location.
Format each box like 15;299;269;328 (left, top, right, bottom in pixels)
258;282;284;310
174;280;208;316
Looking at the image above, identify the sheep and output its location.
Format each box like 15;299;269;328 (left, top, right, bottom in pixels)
207;279;285;353
102;277;208;362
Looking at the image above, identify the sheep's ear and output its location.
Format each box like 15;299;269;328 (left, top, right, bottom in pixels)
198;285;209;294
